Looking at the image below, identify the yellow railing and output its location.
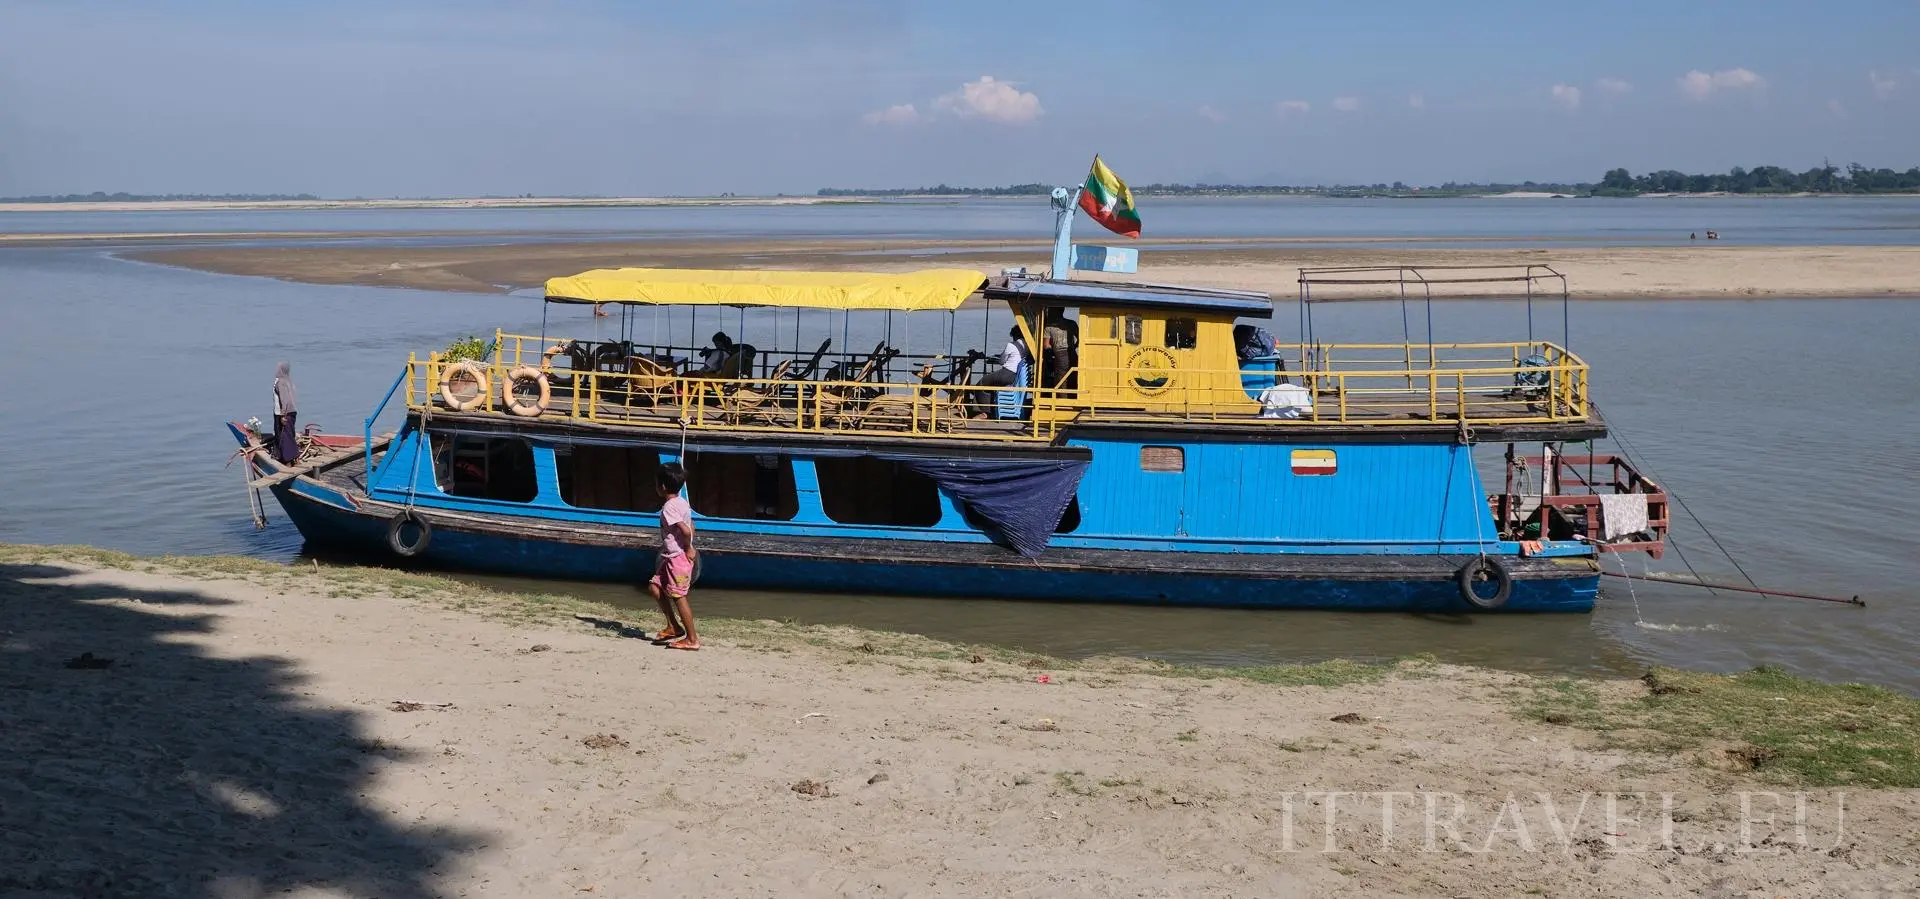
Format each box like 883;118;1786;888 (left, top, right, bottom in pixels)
405;335;1590;442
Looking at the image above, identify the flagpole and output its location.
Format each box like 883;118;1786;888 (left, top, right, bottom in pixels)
1049;186;1080;282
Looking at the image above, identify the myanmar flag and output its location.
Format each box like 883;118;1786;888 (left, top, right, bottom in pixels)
1077;155;1141;238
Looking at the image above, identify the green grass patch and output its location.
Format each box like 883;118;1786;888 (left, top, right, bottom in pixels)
1526;665;1920;788
1153;655;1431;688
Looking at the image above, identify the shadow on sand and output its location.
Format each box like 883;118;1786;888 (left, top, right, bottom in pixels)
0;562;486;897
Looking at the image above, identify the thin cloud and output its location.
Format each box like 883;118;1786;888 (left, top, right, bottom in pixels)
1197;104;1227;123
861;103;919;126
1407;93;1425;109
1275;99;1311;119
1331;96;1360;112
1678;68;1764;101
1827;99;1848;119
1550;84;1582;110
1870;70;1897;100
933;75;1043;124
1596;77;1631;96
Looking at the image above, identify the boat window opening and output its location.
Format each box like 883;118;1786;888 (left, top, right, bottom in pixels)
1123;316;1143;345
815;456;942;527
684;452;798;521
1140;446;1185;473
556;444;665;512
430;434;538;502
1165;318;1197;350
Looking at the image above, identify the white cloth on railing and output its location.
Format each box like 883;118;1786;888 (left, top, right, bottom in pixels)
1258;382;1314;419
1597;493;1649;540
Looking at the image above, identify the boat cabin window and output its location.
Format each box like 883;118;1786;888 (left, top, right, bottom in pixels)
815;456;942;527
555;444;665;513
1164;318;1197;350
1140;446;1185;473
431;434;538;503
685;452;798;521
1122;315;1143;345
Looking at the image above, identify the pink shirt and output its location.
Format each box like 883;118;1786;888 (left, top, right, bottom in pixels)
659;495;692;558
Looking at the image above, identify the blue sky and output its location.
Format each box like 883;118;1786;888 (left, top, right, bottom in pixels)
2;0;1916;196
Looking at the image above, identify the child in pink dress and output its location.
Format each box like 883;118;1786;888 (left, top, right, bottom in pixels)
647;462;700;650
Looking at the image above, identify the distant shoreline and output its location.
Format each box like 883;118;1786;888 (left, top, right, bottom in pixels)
8;191;1920;214
0;196;864;214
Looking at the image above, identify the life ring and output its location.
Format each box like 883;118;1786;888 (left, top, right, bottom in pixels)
502;366;550;417
439;361;489;412
387;510;432;557
1456;557;1512;610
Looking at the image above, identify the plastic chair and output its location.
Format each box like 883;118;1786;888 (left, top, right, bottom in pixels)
995;362;1029;420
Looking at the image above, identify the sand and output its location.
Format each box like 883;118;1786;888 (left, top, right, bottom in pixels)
3;553;1915;897
127;238;1920;301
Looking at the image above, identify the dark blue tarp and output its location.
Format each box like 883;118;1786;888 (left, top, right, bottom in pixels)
891;457;1088;558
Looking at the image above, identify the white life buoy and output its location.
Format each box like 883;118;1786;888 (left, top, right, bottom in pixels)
503;366;550;417
439;361;490;412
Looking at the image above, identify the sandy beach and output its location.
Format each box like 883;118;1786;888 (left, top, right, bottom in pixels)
3;545;1915;897
125;238;1920;300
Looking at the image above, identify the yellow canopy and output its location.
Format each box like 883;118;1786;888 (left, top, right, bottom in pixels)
544;268;988;312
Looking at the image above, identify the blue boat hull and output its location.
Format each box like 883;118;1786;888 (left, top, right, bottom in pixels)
273;485;1598;613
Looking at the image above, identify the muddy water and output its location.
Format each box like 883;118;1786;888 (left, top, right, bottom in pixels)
3;237;1916;692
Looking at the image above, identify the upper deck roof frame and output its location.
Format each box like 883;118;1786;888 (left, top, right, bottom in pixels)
1296;264;1568;301
985;274;1274;315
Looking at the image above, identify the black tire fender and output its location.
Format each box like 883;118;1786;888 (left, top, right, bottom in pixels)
1457;556;1512;610
387;511;432;558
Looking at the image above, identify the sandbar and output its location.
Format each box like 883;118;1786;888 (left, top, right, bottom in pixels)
129;237;1920;300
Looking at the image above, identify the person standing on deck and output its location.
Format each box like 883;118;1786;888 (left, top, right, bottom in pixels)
647;462;701;651
271;362;299;464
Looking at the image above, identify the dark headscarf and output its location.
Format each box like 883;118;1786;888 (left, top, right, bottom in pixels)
274;362;298;414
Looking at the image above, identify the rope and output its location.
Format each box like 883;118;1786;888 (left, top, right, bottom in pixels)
1591;401;1755;594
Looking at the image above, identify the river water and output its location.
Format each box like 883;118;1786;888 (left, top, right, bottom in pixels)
3;199;1917;692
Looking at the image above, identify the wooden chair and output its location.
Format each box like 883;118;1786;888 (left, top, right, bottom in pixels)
623;356;681;408
723;360;793;425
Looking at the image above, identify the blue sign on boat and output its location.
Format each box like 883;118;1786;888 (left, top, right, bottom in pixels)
1071;244;1139;274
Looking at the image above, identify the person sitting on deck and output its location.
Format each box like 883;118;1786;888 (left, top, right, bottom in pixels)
698;332;736;374
976;325;1030;390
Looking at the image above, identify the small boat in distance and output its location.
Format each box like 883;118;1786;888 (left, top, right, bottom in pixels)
229;190;1668;612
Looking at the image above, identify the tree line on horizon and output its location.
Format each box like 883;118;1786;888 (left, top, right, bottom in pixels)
820;162;1920;198
1595;162;1920;195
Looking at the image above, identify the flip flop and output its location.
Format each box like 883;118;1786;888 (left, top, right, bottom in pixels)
664;639;701;651
649;630;685;644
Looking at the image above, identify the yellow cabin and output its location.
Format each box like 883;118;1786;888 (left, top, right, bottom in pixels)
982;275;1270;419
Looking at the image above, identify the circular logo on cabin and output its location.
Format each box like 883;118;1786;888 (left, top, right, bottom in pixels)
1126;347;1177;396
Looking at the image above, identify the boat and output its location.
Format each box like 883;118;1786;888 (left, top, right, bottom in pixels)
228;189;1668;612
